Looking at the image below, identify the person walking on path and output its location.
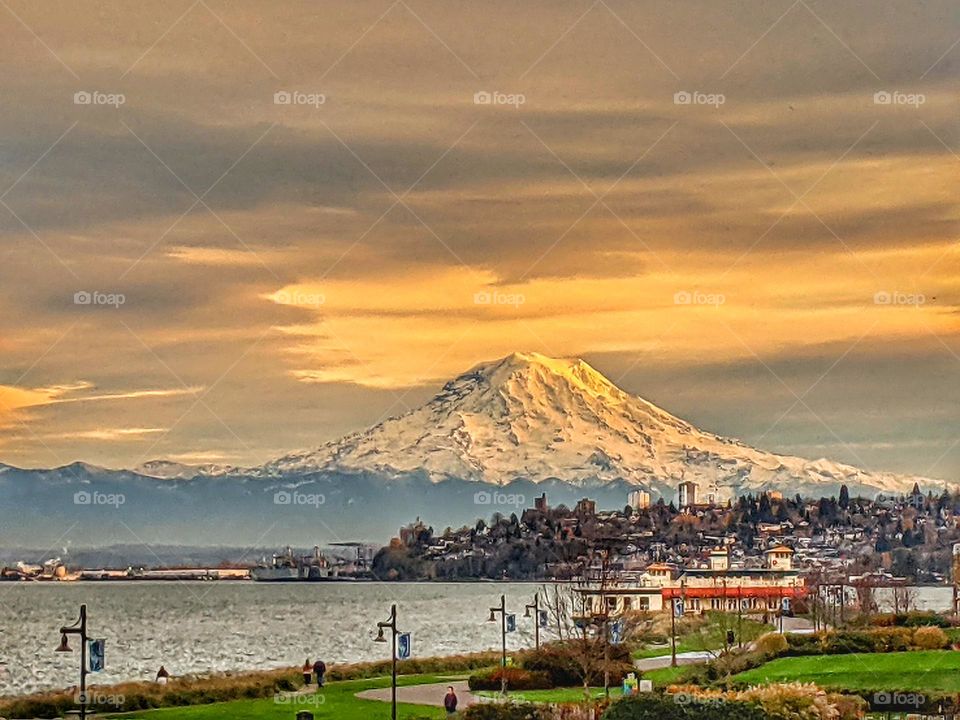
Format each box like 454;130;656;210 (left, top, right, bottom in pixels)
443;686;458;716
312;659;326;688
302;658;312;686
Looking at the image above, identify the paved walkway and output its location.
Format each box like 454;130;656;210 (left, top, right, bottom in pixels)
634;650;714;671
356;680;477;709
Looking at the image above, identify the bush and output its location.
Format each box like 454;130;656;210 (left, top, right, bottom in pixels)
736;682;866;720
873;611;952;629
900;611;951;628
668;683;866;720
601;694;764;720
754;632;788;657
521;641;635;687
869;627;912;652
913;625;949;649
463;703;552;720
468;667;554;692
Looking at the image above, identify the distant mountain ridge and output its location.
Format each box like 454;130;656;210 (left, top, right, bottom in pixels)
252;352;932;501
0;352;944;546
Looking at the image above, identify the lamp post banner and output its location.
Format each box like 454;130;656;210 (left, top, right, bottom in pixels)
87;639;105;673
506;614;517;633
538;609;549;628
397;633;411;660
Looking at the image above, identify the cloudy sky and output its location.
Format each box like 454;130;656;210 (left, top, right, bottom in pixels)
0;0;957;479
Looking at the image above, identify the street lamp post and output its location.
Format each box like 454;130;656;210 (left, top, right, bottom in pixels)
670;589;678;668
375;604;401;720
487;594;508;695
55;604;88;720
524;593;542;651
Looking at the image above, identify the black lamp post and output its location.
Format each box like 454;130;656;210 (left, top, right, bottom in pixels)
375;604;400;720
523;593;541;651
55;603;88;720
487;594;508;695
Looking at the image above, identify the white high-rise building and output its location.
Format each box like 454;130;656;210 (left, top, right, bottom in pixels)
628;489;651;510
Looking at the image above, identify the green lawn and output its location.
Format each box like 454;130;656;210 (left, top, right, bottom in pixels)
105;675;449;720
642;665;688;686
634;614;773;659
734;651;960;693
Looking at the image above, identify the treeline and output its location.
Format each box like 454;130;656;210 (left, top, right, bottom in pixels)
371;486;960;581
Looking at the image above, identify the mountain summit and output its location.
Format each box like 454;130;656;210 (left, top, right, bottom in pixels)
258;352;926;499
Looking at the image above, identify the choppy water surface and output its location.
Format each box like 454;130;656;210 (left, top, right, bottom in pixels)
0;582;545;696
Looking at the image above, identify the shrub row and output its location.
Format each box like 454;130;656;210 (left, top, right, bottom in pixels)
870;611;953;629
784;626;949;655
468;667;555;692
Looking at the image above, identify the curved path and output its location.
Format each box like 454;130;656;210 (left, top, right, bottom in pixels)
356;680;477;709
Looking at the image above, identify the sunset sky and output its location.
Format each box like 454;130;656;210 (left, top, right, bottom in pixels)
0;1;957;479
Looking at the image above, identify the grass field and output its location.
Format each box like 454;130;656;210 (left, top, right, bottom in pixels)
634;614;773;659
105;675;449;720
642;665;689;686
734;651;960;693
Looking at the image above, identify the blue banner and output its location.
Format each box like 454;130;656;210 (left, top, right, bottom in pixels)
397;633;411;660
506;614;517;633
610;620;624;645
87;639;105;673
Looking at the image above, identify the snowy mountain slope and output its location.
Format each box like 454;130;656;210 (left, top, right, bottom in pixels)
255;352;930;500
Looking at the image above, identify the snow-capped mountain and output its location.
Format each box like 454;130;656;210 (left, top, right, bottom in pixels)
133;459;236;480
256;352;930;500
